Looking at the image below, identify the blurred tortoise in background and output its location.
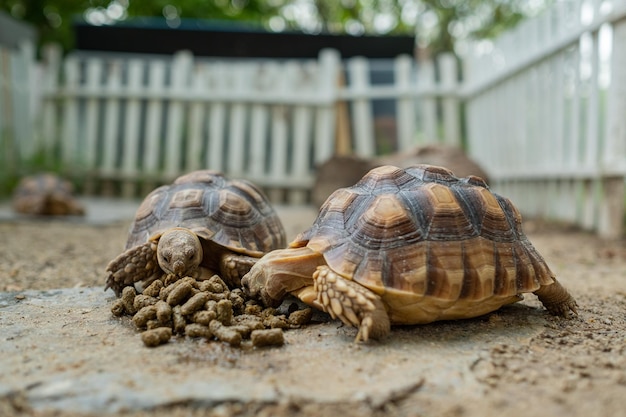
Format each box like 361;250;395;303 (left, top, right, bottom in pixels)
244;164;577;342
12;173;85;216
311;144;490;208
105;170;286;297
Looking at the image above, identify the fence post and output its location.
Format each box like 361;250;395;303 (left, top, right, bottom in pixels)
348;56;375;157
315;48;340;163
395;54;416;151
417;52;437;143
439;53;461;147
40;44;61;167
598;17;626;238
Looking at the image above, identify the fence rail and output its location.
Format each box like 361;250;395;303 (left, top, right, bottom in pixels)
29;47;460;203
1;2;625;237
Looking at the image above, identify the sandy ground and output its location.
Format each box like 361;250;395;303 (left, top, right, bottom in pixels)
0;207;625;417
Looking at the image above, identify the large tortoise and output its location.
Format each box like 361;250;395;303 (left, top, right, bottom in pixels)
243;165;578;342
12;173;85;216
105;170;286;296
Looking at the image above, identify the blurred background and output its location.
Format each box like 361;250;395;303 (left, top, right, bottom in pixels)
0;0;624;237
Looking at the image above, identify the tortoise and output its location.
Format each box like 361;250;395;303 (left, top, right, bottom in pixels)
243;164;578;342
105;170;286;297
12;173;85;216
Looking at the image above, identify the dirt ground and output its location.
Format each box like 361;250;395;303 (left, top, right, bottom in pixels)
1;214;626;417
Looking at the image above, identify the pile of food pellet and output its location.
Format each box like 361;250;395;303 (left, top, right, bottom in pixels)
110;274;312;348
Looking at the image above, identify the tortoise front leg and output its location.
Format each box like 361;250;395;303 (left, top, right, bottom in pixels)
219;253;259;288
105;241;161;297
313;266;390;342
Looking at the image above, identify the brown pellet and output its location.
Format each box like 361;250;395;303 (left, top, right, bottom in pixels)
146;319;161;330
209;320;241;347
172;306;186;334
143;279;164;297
141;327;172;347
233;314;265;331
180;292;210;316
244;302;263;315
121;286;137;315
159;276;192;301
192;310;216;326
111;299;125;317
133;294;158;311
185;323;212;338
251;328;284;347
289;308;313;326
166;281;193;306
216;299;233;325
155;300;172;325
133;305;157;328
264;315;290;329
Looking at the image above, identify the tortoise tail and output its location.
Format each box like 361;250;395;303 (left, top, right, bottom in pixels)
534;278;578;317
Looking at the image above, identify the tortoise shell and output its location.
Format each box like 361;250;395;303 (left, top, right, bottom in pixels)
127;170;286;255
292;164;554;322
12;173;85;216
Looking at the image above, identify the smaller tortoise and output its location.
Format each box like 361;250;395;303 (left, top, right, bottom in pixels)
243;165;577;342
12;173;85;216
105;170;286;296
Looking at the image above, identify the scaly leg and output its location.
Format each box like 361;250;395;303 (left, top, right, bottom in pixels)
313;266;390;342
105;241;160;297
534;278;578;317
220;253;259;288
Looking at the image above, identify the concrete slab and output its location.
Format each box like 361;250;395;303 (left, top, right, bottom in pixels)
0;287;547;414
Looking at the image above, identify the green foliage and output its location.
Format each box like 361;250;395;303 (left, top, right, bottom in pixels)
0;0;544;56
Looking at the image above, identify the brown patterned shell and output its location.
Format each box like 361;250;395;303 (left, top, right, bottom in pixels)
127;170;286;256
293;165;555;317
12;173;85;216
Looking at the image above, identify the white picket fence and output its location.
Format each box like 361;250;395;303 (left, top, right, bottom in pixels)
462;0;626;238
0;41;36;187
31;46;460;203
2;1;626;237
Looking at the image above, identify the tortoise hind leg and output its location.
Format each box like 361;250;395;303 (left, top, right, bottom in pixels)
313;266;390;342
534;278;578;317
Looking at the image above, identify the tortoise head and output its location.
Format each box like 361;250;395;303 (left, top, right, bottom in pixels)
156;228;204;278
